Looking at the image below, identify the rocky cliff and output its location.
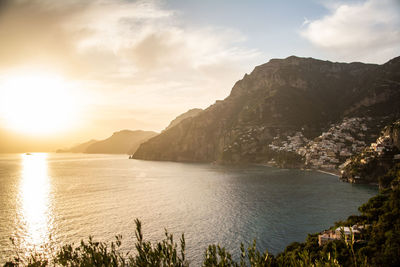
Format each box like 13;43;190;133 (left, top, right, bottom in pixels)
133;56;400;165
86;130;157;154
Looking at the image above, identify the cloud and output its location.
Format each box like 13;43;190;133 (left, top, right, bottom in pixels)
0;0;260;85
0;0;84;70
0;0;261;138
301;0;400;63
62;0;261;121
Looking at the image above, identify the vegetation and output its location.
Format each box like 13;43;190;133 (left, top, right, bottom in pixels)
272;150;304;168
5;219;188;267
3;230;339;267
5;165;400;266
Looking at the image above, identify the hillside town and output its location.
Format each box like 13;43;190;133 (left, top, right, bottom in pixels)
318;225;368;246
268;117;373;171
340;120;400;184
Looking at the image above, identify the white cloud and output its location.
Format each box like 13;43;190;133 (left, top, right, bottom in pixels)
301;0;400;63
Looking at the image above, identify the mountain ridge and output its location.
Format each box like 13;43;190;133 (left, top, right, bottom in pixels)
164;108;203;131
86;130;158;154
133;55;400;166
58;130;157;155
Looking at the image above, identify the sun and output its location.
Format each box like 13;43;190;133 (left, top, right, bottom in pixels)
0;72;78;135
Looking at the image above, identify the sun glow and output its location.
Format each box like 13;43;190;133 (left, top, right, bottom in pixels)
0;72;79;135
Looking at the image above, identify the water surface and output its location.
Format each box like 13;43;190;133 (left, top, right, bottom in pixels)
0;153;377;264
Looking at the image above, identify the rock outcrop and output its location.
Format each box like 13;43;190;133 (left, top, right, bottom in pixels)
134;56;400;165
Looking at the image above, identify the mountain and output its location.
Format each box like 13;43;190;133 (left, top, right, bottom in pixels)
164;108;203;131
84;130;158;154
56;139;98;153
133;56;400;165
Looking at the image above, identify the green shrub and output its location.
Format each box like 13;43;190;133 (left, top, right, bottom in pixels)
5;219;188;267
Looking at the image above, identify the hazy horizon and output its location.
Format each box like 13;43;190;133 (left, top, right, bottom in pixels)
0;0;399;152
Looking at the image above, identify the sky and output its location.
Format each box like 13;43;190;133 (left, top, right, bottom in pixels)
0;0;399;152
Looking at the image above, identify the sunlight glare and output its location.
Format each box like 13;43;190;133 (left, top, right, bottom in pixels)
0;72;78;135
19;153;52;250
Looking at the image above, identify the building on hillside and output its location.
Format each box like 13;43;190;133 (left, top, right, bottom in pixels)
318;230;337;246
318;225;363;246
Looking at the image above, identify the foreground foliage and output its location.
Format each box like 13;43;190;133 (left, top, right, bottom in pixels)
2;221;345;267
4;230;341;267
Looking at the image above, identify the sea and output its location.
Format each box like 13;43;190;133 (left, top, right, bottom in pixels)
0;153;377;265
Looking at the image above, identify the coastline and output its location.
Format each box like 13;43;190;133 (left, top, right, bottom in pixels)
256;163;341;178
315;169;340;177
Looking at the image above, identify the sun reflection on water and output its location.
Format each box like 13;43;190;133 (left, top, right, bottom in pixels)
18;153;52;251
